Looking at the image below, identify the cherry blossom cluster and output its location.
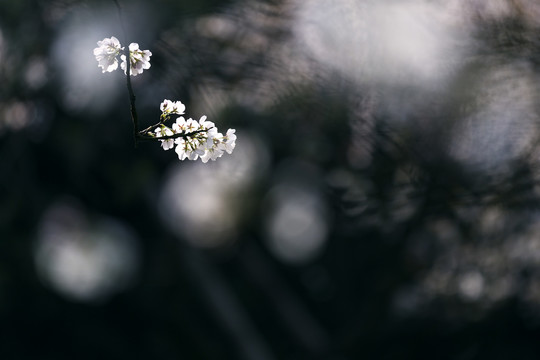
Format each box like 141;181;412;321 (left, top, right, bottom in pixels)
93;35;237;162
93;36;151;76
154;100;237;163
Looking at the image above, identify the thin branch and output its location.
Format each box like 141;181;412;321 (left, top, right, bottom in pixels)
139;116;169;134
125;57;139;146
114;0;139;147
136;128;212;141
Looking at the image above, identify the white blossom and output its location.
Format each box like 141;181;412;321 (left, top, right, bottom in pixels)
222;129;237;154
200;129;225;163
93;36;123;73
160;100;175;114
155;126;175;150
160;99;186;116
174;140;188;160
94;37;151;76
154;100;236;162
172;116;187;134
121;43;152;76
200;146;224;163
198;115;215;130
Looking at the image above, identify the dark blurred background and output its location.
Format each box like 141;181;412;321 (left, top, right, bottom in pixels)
3;0;540;358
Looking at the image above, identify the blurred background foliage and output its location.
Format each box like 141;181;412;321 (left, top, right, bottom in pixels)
3;0;540;358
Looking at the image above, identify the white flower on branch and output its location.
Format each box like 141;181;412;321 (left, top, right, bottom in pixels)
221;129;237;154
154;126;175;150
120;43;152;76
94;37;151;76
160;99;186;116
153;101;237;162
93;36;123;73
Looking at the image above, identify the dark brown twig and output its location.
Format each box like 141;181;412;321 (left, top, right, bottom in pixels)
124;55;139;146
114;0;139;146
114;0;210;147
136;128;211;141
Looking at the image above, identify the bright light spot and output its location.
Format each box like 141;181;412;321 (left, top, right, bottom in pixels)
35;199;139;302
159;132;269;247
458;271;485;301
264;182;329;264
294;0;468;88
